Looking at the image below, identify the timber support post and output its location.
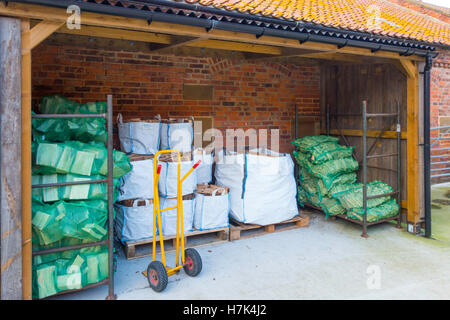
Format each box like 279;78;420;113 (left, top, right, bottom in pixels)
0;16;23;300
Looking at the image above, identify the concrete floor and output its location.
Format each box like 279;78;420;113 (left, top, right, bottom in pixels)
53;208;450;300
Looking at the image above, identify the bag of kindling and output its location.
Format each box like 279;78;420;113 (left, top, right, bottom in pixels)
159;196;195;236
115;199;155;242
194;185;229;230
117;154;154;201
193;148;214;184
117;113;161;155
160;118;193;153
158;154;197;197
214;148;298;225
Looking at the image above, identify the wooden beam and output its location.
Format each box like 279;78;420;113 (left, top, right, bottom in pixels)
187;39;283;55
0;2;424;62
21;19;32;301
322;128;407;140
29;20;64;50
406;62;421;227
398;59;417;79
151;36;205;53
58;25;171;44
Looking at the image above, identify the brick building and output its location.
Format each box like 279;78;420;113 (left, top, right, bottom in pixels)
1;0;449;299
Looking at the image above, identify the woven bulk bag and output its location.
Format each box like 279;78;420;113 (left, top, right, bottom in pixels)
115;199;155;242
160;118;193;153
215;148;298;225
117;113;161;155
194;185;229;230
193;148;214;184
158;153;196;197
117;154;154;201
159;195;195;236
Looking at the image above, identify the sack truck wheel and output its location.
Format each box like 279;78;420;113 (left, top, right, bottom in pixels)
183;248;202;277
147;261;168;292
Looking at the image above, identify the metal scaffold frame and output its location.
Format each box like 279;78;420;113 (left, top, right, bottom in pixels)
31;95;116;300
325;100;402;237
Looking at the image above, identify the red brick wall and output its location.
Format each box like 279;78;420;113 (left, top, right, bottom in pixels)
31;43;320;153
431;48;450;181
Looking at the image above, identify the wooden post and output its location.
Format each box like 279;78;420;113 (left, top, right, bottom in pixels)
405;61;421;232
0;17;23;300
21;19;32;300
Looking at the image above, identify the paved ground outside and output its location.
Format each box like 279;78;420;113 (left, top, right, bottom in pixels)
431;182;450;244
52;206;450;300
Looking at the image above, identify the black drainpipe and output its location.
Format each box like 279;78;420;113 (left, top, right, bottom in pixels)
424;54;433;238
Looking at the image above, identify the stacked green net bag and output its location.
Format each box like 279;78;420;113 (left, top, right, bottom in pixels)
31;96;132;299
292;135;398;221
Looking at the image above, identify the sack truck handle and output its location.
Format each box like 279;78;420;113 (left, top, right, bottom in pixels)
181;160;201;183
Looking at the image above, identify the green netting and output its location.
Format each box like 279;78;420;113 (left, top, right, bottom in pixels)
32;174;119;203
38;95;106;114
32;141;131;179
320;196;346;218
32;115;107;143
294;151;359;188
32;244;108;299
346;198;399;222
291;135;339;152
330;182;364;199
32;199;108;248
306;142;354;164
335;181;394;210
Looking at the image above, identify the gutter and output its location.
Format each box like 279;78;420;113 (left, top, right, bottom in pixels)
423;55;433;237
8;0;440;58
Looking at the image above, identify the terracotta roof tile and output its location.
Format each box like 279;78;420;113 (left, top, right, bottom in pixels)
180;0;450;45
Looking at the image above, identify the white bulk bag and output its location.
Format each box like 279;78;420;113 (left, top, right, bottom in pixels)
194;188;229;230
158;160;197;197
117;157;154;201
214;149;298;225
160;197;195;236
193;148;214;184
160;122;193;153
117;113;161;155
115;199;155;242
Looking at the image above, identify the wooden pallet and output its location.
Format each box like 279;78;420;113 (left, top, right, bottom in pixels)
123;227;229;260
229;215;309;241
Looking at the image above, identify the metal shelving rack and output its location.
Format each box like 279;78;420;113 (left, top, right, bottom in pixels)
31;95;116;300
325;100;402;237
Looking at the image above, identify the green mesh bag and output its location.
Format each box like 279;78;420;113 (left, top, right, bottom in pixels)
316;172;357;197
291;135;339;152
330;182;364;199
306;142;354;164
32;199;108;247
32;244;108;299
299;168;320;198
32;116;107;143
336;181;394;210
38;95;106;114
319;196;346;218
294;151;359;188
33;141;131;179
346;198;399;222
32;174;119;203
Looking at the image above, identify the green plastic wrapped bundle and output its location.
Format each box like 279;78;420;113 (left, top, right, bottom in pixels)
346;198;399;222
291;135;339;152
294;151;359;188
316;173;357;197
38;95;106;114
32;199;108;247
319;196;346;218
306;142;354;164
336;181;394;210
32;174;119;203
32;245;108;299
33;116;107;143
33;141;131;178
